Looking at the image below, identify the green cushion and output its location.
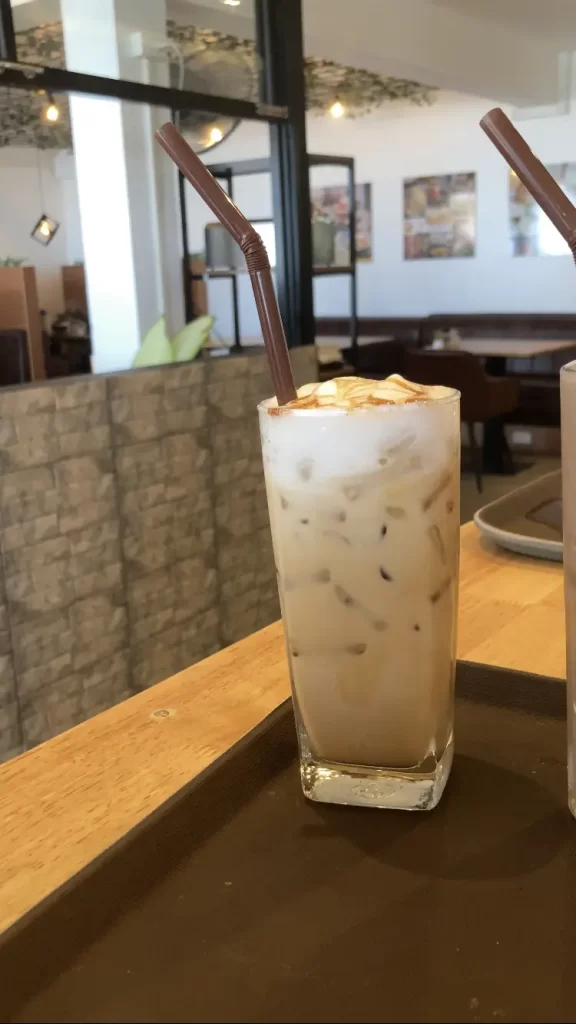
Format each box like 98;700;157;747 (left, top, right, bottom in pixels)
132;316;173;368
171;315;215;362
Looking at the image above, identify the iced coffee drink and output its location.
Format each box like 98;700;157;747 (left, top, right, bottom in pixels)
259;375;460;810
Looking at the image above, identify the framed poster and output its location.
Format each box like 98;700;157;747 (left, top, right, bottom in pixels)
311;183;372;266
509;164;576;256
403;172;476;259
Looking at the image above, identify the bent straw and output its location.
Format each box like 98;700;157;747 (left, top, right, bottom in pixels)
156;122;297;405
480;107;576;262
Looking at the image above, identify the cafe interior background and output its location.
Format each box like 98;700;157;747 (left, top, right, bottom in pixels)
0;0;574;760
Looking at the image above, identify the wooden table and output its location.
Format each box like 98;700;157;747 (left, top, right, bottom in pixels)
458;338;576;360
0;522;565;939
424;339;576;475
458;521;564;677
458;338;575;476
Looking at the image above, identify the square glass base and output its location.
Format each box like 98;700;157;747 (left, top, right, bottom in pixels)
300;737;453;811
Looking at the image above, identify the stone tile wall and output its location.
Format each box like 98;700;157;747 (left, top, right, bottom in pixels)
0;345;316;758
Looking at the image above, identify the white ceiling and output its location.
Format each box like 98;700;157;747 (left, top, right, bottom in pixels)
10;0;576;48
9;0;256;38
171;0;254;16
11;0;575;51
10;0;253;18
8;0;573;107
427;0;576;46
188;0;576;48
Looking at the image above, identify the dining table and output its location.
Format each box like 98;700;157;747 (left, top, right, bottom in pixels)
457;337;576;364
0;522;569;1023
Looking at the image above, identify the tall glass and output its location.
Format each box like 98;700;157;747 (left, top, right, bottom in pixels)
259;390;460;810
561;363;576;817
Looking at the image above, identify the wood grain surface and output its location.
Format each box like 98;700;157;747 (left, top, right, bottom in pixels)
458;521;564;678
0;521;565;938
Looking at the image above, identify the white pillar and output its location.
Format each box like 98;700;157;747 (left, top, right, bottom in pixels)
61;0;184;373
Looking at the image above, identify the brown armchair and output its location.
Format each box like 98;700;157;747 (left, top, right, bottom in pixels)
0;330;29;386
404;349;519;492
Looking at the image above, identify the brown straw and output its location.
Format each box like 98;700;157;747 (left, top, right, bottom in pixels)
480;107;576;263
155;123;297;405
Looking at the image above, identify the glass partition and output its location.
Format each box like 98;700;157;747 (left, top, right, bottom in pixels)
0;83;179;377
10;0;260;103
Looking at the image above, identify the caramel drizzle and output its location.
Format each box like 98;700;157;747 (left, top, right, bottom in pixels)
269;375;432;413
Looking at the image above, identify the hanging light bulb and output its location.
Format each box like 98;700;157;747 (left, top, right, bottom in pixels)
208;126;224;145
221;0;241;6
31;214;60;246
329;100;345;119
44;93;60;123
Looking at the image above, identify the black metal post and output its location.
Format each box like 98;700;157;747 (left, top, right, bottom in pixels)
230;274;241;351
255;0;314;349
225;170;242;351
178;169;194;324
0;62;288;121
0;0;16;61
348;161;359;361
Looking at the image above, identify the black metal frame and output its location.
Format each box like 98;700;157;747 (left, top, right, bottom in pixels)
309;153;358;355
0;0;16;62
177;168;194;326
0;61;287;122
187;152;358;355
199;167;240;352
258;0;314;350
186;170;275;354
0;0;314;351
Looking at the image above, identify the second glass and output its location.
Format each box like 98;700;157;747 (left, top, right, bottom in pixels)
561;363;576;818
259;390;460;811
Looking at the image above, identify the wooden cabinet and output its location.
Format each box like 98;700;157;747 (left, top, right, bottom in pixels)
61;264;88;315
0;267;45;380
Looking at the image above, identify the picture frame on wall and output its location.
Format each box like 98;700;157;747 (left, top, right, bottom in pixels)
403;172;477;259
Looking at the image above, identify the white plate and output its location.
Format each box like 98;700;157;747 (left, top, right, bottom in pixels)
473;471;563;562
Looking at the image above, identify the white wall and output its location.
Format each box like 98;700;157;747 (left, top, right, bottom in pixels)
307;91;576;320
0;148;69;324
186;92;576;338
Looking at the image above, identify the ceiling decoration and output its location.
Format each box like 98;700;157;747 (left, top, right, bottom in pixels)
0;22;434;149
0;85;71;149
305;58;432;116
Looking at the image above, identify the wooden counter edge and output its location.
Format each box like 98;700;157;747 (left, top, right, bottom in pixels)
0;620;291;939
0;521;565;939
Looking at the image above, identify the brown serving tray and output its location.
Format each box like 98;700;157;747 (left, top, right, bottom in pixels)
1;662;574;1024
